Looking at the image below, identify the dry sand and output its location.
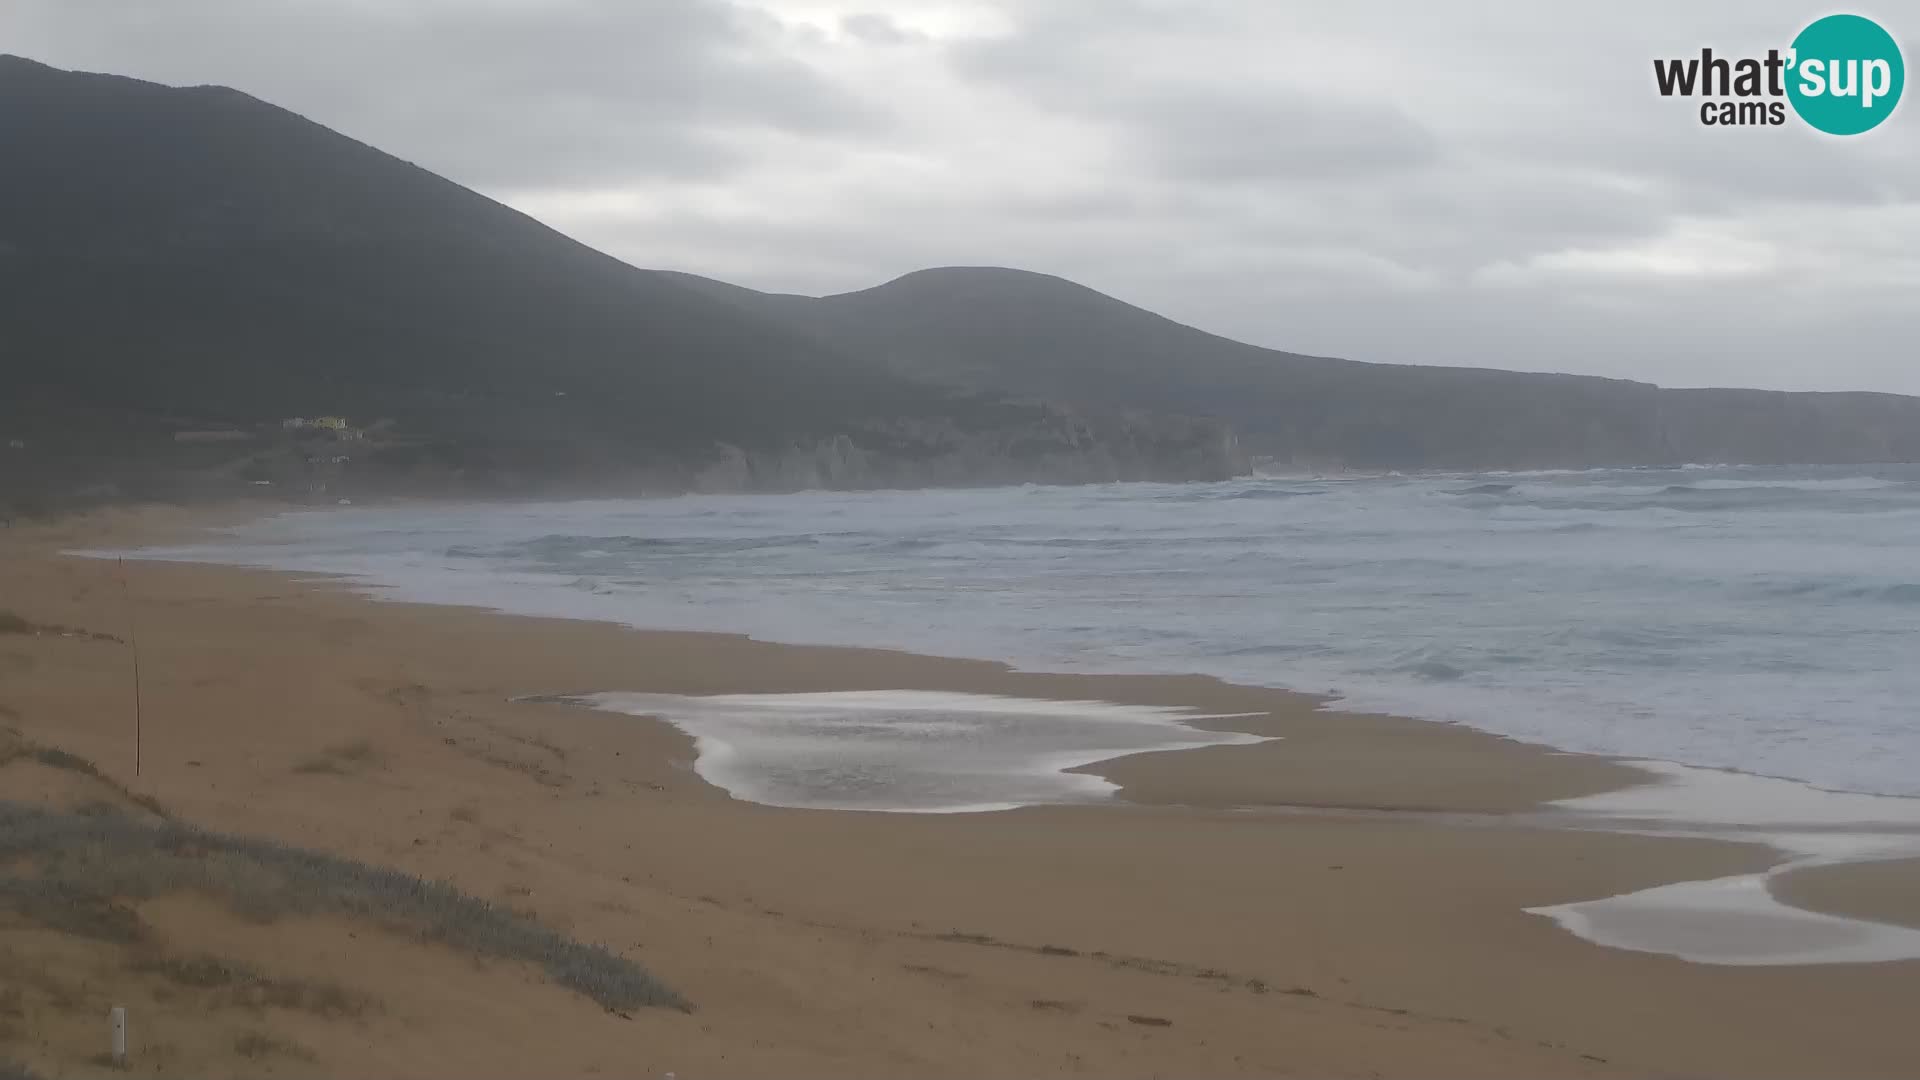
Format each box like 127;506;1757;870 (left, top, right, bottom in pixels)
2;504;1918;1078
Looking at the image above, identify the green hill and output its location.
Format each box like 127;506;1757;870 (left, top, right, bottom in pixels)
0;56;1240;508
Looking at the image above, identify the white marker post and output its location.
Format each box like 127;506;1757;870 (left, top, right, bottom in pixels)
109;1006;126;1066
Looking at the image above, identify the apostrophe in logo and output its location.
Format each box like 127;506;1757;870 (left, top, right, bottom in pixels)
1653;13;1904;134
1787;14;1904;134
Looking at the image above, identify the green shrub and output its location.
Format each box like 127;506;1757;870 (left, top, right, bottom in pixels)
0;802;685;1013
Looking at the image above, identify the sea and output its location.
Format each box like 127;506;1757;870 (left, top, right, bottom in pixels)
118;462;1920;800
104;461;1920;965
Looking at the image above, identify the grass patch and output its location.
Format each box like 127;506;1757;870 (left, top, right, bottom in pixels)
0;802;684;1013
135;952;244;988
0;880;146;943
234;1031;317;1062
132;953;373;1018
0;742;168;820
28;747;99;777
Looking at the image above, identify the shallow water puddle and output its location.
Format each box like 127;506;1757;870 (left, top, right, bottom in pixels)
1531;870;1920;966
1529;761;1920;965
559;689;1266;813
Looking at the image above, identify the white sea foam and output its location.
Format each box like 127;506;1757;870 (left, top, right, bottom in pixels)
565;690;1266;813
1528;762;1920;965
1531;872;1920;966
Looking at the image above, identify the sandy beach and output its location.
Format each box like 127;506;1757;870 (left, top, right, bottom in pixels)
3;505;1919;1078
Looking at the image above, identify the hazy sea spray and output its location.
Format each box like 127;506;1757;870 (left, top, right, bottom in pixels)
114;463;1920;797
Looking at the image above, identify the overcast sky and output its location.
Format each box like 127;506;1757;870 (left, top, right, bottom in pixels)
8;1;1917;392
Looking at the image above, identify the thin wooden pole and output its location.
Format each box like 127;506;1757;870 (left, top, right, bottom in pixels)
110;1005;127;1065
119;557;142;777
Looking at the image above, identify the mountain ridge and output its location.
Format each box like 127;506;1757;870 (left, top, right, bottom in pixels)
672;265;1920;469
0;55;1243;510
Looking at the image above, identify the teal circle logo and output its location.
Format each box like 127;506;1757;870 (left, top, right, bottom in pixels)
1787;14;1904;134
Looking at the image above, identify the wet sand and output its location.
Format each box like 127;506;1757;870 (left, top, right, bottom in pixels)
1771;858;1920;931
2;505;1919;1078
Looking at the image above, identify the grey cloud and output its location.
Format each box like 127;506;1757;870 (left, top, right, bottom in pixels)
948;0;1181;88
1122;90;1440;182
941;2;1668;283
1502;116;1920;213
840;12;922;46
952;2;1439;183
1361;169;1671;270
1;0;883;186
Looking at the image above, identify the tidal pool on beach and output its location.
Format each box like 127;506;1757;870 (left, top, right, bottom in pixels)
556;689;1266;813
1528;762;1920;966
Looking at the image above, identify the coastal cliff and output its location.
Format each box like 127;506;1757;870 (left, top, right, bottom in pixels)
312;407;1245;499
680;411;1246;494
